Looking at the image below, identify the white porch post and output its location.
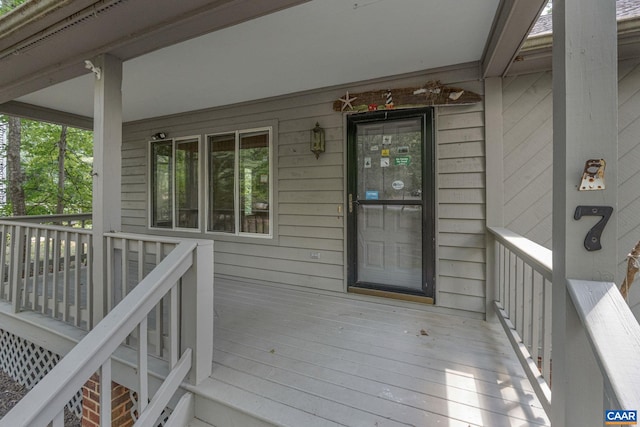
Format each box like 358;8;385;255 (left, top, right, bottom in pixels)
180;240;214;384
552;0;618;425
92;54;123;326
484;77;504;321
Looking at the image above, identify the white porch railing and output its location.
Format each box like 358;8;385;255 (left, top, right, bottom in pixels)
488;227;640;419
105;233;181;359
0;218;94;329
0;234;213;427
566;279;640;413
487;227;552;414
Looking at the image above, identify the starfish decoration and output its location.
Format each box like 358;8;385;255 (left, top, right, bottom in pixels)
338;91;357;111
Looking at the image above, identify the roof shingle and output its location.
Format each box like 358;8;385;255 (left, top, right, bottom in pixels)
530;0;640;37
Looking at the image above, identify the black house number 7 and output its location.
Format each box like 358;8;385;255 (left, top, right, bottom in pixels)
574;206;614;251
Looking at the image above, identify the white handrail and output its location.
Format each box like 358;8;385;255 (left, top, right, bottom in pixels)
567;279;640;410
488;227;552;280
0;239;203;427
0;213;92;222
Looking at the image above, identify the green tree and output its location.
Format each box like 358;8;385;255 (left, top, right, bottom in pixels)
6;116;25;215
0;116;93;216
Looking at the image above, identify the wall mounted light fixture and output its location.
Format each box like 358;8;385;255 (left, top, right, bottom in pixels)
152;132;168;140
310;122;325;159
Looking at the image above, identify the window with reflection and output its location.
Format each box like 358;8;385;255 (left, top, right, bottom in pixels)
150;137;200;230
207;128;271;236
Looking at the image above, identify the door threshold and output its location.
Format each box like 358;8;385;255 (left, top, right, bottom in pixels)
348;287;434;304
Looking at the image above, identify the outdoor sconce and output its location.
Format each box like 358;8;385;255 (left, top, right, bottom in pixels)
152;132;167;140
310;122;325;159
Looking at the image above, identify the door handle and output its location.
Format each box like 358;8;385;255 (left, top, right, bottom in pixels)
349;194;353;213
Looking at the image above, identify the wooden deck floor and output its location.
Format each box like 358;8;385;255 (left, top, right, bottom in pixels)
195;278;550;427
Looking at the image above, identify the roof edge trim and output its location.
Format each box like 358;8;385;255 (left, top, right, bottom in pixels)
0;0;75;45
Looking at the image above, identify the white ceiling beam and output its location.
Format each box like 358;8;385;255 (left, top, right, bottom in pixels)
0;100;93;129
481;0;548;77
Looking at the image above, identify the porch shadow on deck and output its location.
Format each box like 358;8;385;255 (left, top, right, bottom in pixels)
197;278;550;427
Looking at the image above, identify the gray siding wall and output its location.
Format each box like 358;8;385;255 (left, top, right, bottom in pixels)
502;71;553;248
502;57;640;319
436;92;486;313
121;63;486;314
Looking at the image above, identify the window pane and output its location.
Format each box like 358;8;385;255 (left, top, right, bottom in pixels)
239;131;270;234
356;118;422;201
151;141;173;228
175;138;199;228
208;134;236;232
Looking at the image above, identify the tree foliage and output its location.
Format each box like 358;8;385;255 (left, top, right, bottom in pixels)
6;116;25;215
0;0;26;15
0;3;94;216
0;116;93;216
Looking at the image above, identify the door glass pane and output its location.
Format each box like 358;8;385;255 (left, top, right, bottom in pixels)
151;141;172;228
356;118;422;201
239;131;270;234
175;138;199;228
357;205;423;290
208;133;236;233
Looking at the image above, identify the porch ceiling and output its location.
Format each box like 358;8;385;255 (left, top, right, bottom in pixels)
3;0;506;123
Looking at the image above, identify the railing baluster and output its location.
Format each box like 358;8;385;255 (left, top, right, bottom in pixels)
106;236;113;312
155;242;163;357
101;359;112;426
531;271;542;367
501;245;507;308
509;255;523;336
11;225;25;313
505;248;510;316
138;240;144;282
499;244;505;307
122;238;129;300
523;262;533;349
86;234;94;329
542;277;552;382
23;227;33;310
0;224;7;300
508;250;516;320
42;230;50;316
62;231;70;322
33;228;41;312
122;238;130;345
74;232;81;327
138;317;149;414
52;230;60;319
170;283;179;368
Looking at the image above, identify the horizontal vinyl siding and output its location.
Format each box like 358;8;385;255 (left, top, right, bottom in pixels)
503;58;640;320
435;76;487;314
122;90;345;292
122;63;487;313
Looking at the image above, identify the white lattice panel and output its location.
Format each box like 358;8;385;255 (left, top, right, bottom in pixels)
0;329;83;417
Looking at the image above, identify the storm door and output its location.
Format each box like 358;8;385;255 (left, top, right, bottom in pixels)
347;109;434;297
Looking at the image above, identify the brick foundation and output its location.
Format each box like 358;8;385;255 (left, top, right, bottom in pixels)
82;373;135;427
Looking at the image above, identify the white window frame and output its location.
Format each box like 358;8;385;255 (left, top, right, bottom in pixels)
148;135;202;232
205;126;273;239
